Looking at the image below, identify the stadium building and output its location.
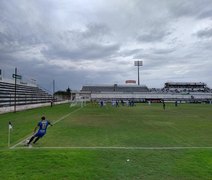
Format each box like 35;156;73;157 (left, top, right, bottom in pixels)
1;68;212;113
163;82;210;92
80;82;212;103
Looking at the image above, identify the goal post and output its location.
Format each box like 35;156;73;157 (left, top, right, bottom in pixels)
70;97;86;108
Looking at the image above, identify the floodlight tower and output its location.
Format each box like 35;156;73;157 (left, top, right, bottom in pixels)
134;60;143;86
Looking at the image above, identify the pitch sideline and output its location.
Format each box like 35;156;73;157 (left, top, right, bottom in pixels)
12;146;212;150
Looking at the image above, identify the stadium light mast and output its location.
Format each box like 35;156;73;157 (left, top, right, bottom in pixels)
134;60;143;86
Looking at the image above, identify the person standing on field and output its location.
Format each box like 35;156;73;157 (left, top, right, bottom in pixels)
27;116;53;146
175;100;178;107
162;100;166;110
50;100;53;107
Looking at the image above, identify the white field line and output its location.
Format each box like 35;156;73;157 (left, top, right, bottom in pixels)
10;107;82;149
12;146;212;150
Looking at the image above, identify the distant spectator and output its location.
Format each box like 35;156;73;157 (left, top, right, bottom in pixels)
50;100;53;107
100;100;104;107
111;100;115;106
116;100;119;107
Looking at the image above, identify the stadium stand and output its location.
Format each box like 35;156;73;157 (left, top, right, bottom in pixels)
81;84;149;93
163;82;209;92
0;79;53;107
80;82;212;103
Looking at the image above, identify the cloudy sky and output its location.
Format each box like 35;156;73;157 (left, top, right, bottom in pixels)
1;0;212;92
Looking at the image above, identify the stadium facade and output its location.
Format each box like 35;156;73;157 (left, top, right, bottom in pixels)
1;74;212;110
80;82;212;103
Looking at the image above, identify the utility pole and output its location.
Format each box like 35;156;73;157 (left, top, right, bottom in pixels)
14;68;17;113
12;68;22;113
53;80;55;100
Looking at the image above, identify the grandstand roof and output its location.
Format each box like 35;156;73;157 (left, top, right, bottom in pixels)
83;84;147;87
81;84;149;92
165;82;206;86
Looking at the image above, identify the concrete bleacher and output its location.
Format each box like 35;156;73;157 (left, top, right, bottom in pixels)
0;79;53;107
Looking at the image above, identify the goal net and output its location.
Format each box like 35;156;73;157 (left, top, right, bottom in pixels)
70;97;86;108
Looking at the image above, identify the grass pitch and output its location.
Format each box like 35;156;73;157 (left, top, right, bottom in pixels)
0;102;212;179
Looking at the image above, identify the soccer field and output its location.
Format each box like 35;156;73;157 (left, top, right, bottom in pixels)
0;103;212;179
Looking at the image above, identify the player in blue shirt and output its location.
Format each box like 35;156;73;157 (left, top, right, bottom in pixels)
27;116;53;145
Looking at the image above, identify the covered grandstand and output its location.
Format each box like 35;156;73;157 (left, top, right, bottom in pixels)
163;82;209;92
80;82;212;103
81;84;149;92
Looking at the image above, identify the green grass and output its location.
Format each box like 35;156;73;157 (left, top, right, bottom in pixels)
0;102;212;179
1;149;212;179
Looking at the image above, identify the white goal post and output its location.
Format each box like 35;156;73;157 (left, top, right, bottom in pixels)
70;97;86;107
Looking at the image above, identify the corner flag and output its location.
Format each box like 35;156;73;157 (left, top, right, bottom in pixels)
9;121;13;130
8;121;13;148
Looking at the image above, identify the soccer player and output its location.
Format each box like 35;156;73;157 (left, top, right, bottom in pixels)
27;116;53;146
162;100;166;110
175;100;178;107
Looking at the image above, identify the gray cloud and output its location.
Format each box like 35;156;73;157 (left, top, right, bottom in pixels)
42;42;120;60
152;48;176;54
41;23;120;60
196;28;212;38
167;0;212;19
119;48;144;57
0;0;212;90
137;30;171;43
